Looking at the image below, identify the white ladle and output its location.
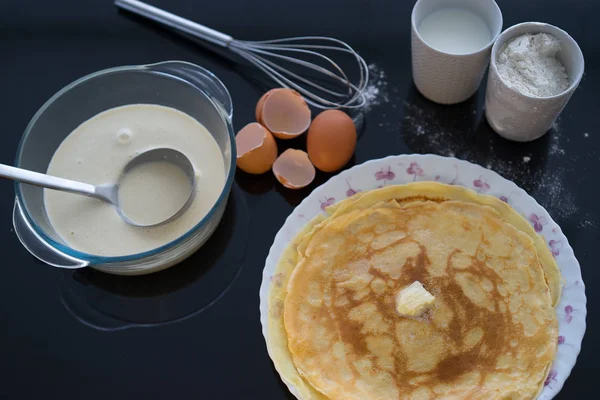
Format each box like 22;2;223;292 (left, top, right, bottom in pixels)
2;148;196;228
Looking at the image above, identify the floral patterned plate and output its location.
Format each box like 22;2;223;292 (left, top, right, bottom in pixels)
259;154;586;399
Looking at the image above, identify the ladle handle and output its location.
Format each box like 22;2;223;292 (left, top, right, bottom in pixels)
0;164;97;197
114;0;233;47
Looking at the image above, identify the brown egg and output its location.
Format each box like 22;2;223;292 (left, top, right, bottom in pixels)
236;122;278;174
307;110;357;172
260;88;311;139
272;149;315;189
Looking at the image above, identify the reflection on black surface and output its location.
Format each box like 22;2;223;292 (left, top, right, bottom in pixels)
59;185;249;331
235;169;275;195
401;85;551;194
277;132;308;153
274;181;313;207
349;110;365;138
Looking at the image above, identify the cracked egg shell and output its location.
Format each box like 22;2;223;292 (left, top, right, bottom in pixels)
260;88;311;140
255;89;277;122
236;122;278;174
272;149;315;189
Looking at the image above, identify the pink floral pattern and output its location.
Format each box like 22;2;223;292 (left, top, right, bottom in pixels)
375;166;395;186
549;240;561;257
529;213;548;233
473;176;490;193
319;197;335;211
450;164;460;185
544;369;558;387
406;162;424;181
557;335;575;348
297;214;309;222
563;280;580;293
498;192;514;204
345;178;360;197
564;305;574;324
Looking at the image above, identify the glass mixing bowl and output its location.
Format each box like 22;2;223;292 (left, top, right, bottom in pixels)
12;61;236;275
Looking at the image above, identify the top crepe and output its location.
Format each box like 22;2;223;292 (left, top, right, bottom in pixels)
267;182;560;400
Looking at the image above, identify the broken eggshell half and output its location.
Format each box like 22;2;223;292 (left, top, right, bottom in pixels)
236;122;278;174
255;88;277;122
258;88;311;140
272;149;316;189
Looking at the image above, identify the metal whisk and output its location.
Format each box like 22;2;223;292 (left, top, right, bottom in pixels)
115;0;369;109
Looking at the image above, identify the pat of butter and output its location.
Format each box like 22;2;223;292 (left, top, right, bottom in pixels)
395;281;435;317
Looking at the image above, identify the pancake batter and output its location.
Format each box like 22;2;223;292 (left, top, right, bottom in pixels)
44;104;225;257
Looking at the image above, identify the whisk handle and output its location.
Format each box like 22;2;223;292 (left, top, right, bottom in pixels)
115;0;233;48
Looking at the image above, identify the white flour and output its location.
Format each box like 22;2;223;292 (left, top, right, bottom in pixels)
399;101;581;221
579;219;597;229
360;60;587;225
497;33;569;97
361;63;389;111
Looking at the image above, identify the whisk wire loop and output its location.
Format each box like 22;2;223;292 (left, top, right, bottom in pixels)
115;0;369;109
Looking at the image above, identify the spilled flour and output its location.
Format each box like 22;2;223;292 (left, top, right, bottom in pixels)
579;219;597;229
549;123;567;155
355;62;595;229
534;169;579;220
362;63;389;111
399;100;585;222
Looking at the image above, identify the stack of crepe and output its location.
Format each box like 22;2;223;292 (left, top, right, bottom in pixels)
267;182;560;400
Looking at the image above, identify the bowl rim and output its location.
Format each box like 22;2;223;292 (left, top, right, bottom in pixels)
411;0;504;58
14;61;237;265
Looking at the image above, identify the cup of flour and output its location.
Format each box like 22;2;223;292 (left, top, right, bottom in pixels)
485;22;584;142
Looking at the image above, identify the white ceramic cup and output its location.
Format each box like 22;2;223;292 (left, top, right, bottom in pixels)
411;0;503;105
485;22;585;142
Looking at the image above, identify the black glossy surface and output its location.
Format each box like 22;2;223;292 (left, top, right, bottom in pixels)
0;0;597;398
